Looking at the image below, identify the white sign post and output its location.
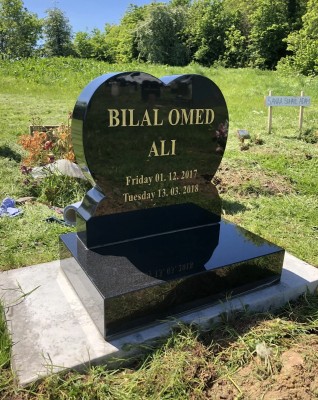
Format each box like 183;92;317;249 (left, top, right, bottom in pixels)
265;91;311;133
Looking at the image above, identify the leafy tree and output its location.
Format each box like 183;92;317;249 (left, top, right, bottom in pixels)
219;22;248;68
169;0;191;6
222;0;307;69
186;0;233;66
111;5;146;63
90;27;113;61
74;27;113;62
278;0;318;75
248;0;290;69
286;0;308;30
42;7;73;57
136;3;189;65
73;31;94;58
223;0;256;15
0;0;41;58
74;5;146;63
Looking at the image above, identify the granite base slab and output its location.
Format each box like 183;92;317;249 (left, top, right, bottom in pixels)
60;219;284;338
1;253;317;386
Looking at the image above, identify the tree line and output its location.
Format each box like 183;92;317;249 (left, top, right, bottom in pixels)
1;0;317;75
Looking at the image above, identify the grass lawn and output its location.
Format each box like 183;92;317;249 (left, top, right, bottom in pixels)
0;58;317;398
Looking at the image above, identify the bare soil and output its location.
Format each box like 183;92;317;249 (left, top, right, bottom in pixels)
213;162;294;197
205;335;318;400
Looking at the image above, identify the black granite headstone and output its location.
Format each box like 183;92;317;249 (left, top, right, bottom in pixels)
60;72;284;338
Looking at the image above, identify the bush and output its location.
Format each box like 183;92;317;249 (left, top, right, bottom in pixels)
18;115;90;207
18;117;75;167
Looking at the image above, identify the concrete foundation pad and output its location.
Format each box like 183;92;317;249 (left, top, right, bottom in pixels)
1;252;318;386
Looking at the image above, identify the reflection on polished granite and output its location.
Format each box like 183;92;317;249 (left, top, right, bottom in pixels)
61;72;284;339
61;217;284;339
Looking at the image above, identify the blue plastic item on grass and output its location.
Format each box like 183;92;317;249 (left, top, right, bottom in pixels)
0;197;22;217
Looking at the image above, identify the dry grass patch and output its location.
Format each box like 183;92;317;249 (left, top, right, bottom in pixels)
213;161;294;197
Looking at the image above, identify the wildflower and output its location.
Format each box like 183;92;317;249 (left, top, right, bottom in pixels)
43;140;53;150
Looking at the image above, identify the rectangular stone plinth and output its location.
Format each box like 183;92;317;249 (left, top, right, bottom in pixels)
2;252;317;386
61;219;284;338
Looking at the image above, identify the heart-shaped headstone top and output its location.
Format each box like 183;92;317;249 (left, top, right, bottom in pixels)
72;72;228;215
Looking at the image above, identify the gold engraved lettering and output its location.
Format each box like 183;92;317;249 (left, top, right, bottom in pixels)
108;109;120;127
153;108;164;126
195;109;204;124
148;141;159;157
126;175;153;186
168;109;180;126
141;109;151;126
128;109;140;126
171;139;176;155
160;140;170;156
181;109;194;125
108;108;163;127
205;108;214;124
108;108;214;127
148;140;176;157
123;191;155;202
121;108;127;127
168;108;214;126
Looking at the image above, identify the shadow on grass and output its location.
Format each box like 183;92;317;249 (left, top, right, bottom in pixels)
282;135;300;140
222;198;247;215
0;145;21;162
198;291;318;349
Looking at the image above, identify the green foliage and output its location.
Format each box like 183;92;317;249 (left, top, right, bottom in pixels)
0;0;315;72
0;57;317;269
74;5;146;63
186;0;232;66
136;3;189;66
278;0;318;75
298;128;318;143
87;27;113;61
23;170;91;207
73;31;94;59
0;0;41;59
42;7;74;57
248;0;291;69
111;5;145;63
219;21;248;68
74;25;124;62
0;56;317;399
103;24;123;63
0;302;13;391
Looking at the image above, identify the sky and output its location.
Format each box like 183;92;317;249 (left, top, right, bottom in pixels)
23;0;169;33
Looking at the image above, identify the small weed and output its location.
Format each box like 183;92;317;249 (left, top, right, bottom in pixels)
240;143;250;151
252;135;265;145
298;128;318;144
21;168;90;207
38;172;90;207
0;302;13;392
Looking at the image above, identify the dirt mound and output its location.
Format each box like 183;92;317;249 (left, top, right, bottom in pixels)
206;336;318;399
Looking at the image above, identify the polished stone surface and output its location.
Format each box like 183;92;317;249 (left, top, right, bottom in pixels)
61;218;284;338
72;72;228;247
1;253;317;386
63;71;285;340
